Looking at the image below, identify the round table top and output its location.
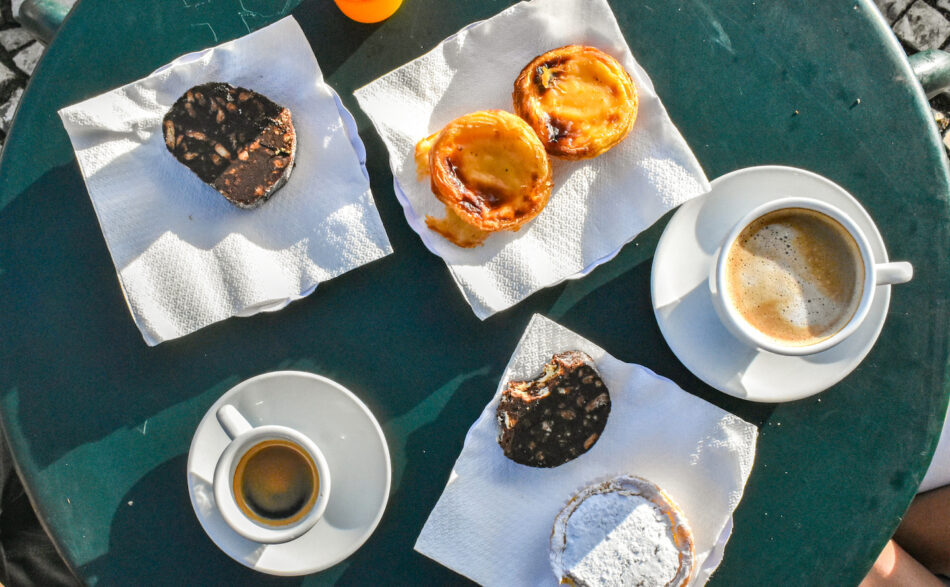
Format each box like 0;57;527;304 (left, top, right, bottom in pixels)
0;0;948;584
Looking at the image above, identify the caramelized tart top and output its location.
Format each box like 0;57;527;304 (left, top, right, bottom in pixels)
416;110;553;247
514;45;637;160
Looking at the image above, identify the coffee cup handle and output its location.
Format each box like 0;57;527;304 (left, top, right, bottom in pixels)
217;404;253;439
875;261;914;286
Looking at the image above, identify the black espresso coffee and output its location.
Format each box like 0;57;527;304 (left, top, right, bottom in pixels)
233;438;318;526
724;207;864;346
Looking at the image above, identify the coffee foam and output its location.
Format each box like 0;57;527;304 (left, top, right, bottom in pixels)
725;208;864;346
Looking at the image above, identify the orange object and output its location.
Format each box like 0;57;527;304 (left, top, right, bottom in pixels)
334;0;403;23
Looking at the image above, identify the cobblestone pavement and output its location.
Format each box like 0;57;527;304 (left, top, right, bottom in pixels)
875;0;950;150
0;2;949;155
0;0;43;150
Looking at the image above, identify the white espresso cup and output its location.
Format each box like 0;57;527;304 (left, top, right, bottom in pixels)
709;197;913;356
213;404;330;544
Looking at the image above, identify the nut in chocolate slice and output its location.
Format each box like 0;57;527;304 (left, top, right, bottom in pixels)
497;351;610;468
163;82;296;209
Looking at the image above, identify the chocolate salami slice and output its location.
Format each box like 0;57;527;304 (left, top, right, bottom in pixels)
162;82;296;208
497;351;610;468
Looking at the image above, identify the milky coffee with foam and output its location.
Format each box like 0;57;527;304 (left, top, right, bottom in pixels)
724;208;864;346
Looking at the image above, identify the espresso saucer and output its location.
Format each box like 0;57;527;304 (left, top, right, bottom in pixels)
187;371;391;575
651;166;891;402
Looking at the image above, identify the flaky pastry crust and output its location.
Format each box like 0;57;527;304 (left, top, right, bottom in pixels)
513;45;637;160
415;110;553;248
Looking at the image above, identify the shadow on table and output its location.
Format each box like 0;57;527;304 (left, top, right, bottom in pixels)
292;2;378;80
0;162;168;467
0;151;466;453
544;225;776;429
78;454;299;586
311;367;491;586
292;0;516;83
0;159;773;476
76;365;493;585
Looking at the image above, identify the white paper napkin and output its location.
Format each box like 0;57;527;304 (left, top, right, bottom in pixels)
355;0;709;320
59;17;392;346
415;315;758;586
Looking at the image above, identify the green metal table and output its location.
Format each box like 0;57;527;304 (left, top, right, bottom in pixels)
0;0;948;584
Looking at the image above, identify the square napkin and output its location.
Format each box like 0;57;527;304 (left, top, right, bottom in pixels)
355;0;709;319
415;315;758;586
59;17;392;346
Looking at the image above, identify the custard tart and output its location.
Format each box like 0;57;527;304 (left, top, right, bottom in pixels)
513;45;637;160
550;476;694;587
415;110;553;248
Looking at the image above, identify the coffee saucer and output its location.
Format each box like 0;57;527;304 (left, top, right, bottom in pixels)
187;371;391;575
651;166;892;402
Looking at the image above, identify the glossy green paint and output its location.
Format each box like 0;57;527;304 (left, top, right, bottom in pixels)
0;0;947;584
909;49;950;97
17;0;71;44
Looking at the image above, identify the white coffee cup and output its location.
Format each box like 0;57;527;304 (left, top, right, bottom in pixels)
213;404;331;544
709;197;913;356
